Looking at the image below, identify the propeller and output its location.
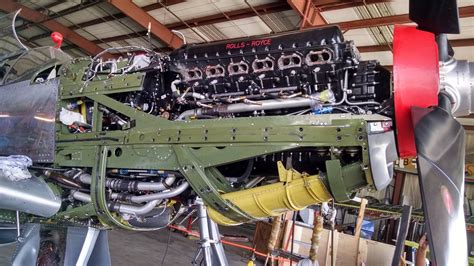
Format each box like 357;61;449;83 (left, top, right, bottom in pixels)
411;96;467;265
409;0;460;34
394;0;471;264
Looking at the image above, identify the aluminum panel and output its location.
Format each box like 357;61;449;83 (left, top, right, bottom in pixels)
367;130;397;190
0;80;58;162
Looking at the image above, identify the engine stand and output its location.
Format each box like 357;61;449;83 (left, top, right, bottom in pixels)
192;198;229;266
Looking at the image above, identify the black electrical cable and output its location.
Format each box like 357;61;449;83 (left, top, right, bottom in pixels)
160;228;172;266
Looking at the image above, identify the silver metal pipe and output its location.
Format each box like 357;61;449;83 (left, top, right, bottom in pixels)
207;214;228;265
244;176;265;189
111;200;160;216
15;211;20;239
77;173;176;191
110;182;190;203
75;173;91;184
195;198;213;265
182;92;206;100
135;176;176;191
177;97;320;120
71;191;92;203
71;191;160;216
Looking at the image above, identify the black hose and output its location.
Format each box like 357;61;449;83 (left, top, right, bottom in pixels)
436;34;450;62
160;229;172;266
229;159;254;183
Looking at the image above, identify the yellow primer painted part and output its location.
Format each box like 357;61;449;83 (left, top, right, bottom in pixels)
208;161;333;225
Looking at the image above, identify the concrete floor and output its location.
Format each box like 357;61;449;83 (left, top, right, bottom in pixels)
0;244;15;265
0;225;257;265
109;226;255;266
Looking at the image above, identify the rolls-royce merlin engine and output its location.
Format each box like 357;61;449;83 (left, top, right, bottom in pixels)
163;26;391;120
118;26;392;121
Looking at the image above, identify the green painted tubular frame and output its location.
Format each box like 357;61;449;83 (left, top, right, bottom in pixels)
48;67;389;226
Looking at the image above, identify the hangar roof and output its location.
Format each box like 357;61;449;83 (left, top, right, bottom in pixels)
1;0;473;66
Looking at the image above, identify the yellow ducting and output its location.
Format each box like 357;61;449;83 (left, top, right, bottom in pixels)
208;161;333;225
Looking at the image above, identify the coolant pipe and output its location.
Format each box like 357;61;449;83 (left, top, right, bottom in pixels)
182;92;206;100
177;90;336;120
244;176;265;189
110;200;160;216
71;191;160;216
75;173;176;192
177;97;320;120
71;191;91;203
109;182;189;203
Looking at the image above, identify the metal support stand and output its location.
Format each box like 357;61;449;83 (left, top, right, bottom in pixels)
391;205;412;266
76;227;100;266
15;211;21;242
12;223;40;266
192;198;229;266
64;226;111;266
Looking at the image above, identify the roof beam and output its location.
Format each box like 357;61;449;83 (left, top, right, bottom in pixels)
107;0;183;49
0;0;106;56
358;38;474;53
288;0;393;27
287;0;326;28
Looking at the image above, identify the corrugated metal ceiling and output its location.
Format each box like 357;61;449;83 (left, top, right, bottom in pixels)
10;0;474;64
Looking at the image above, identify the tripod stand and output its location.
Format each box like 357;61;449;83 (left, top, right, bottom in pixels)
192;198;228;266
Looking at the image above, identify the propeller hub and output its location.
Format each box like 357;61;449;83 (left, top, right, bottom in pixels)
439;58;474;117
